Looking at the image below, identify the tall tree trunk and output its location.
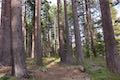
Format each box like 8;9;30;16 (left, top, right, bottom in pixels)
57;0;66;63
25;2;32;57
11;0;28;78
71;0;84;63
0;0;12;66
26;23;32;58
64;0;73;64
22;0;27;55
48;31;52;56
84;0;91;57
54;17;59;55
27;32;32;57
32;10;35;58
85;0;97;57
99;0;120;73
34;0;43;65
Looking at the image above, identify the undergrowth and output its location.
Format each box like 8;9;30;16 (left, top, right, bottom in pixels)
84;57;120;80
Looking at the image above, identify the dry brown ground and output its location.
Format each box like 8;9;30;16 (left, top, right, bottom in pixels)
0;58;90;80
29;58;90;80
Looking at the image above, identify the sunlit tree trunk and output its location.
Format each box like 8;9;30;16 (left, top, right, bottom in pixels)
32;9;35;58
22;0;27;55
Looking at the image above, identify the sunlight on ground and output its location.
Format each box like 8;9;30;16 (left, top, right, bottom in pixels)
0;74;5;78
0;67;11;78
45;58;60;68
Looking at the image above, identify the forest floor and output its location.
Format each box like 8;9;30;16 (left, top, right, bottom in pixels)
0;57;120;80
28;57;90;80
0;57;90;80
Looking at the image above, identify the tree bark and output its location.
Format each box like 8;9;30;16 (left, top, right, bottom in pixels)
84;0;91;57
85;0;97;57
26;32;32;57
99;0;120;73
71;0;84;63
64;0;73;64
11;0;28;78
22;0;27;55
0;0;12;66
57;0;66;63
32;9;35;58
34;0;43;65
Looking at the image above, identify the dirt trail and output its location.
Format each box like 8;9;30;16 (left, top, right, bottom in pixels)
0;58;90;80
31;62;90;80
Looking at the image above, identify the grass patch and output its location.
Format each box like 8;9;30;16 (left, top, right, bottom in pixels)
84;57;120;80
0;76;16;80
